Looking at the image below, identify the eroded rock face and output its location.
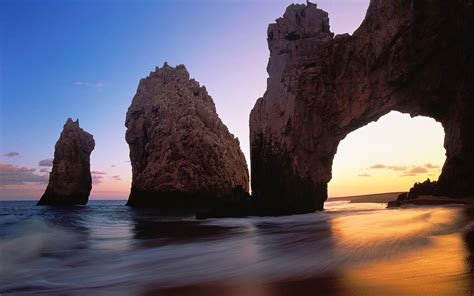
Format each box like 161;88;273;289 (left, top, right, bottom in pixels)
125;63;249;208
38;118;95;205
250;1;474;213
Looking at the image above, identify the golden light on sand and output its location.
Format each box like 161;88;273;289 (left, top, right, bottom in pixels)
329;207;469;296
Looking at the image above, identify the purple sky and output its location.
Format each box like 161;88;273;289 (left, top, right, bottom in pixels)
1;1;445;200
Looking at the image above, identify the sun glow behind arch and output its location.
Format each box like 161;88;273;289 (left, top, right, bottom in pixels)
328;111;446;198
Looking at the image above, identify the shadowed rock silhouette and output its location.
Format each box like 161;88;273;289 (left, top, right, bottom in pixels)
38;118;95;206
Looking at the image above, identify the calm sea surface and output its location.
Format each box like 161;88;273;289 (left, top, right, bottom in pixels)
0;200;472;295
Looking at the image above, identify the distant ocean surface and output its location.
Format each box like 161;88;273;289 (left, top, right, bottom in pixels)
0;200;471;295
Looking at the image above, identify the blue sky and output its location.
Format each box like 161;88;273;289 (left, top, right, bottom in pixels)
1;0;445;200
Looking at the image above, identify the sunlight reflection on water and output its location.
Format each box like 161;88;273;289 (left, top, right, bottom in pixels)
0;201;471;295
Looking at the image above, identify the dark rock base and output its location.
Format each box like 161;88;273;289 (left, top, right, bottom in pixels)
127;186;323;219
37;192;88;206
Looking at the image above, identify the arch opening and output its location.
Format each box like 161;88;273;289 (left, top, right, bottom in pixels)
328;111;446;199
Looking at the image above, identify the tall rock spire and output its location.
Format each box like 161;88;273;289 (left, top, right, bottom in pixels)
38;118;95;205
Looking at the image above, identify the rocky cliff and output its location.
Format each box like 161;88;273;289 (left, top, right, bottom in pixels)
125;63;249;208
38;118;95;205
250;1;474;214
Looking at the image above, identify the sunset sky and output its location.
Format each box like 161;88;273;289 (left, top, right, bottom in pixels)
0;0;446;200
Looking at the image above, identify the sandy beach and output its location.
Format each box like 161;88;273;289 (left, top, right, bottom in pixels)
328;192;402;204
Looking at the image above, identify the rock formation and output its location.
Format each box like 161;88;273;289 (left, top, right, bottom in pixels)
38;118;95;205
250;1;474;214
398;179;440;201
125;63;249;208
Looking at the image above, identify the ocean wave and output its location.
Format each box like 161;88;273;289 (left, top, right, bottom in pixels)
0;219;82;277
0;202;468;295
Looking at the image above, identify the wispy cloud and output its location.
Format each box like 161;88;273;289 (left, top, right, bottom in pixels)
406;166;428;174
370;164;386;169
92;175;103;184
399;166;429;177
3;152;19;157
357;173;371;177
39;168;51;173
109;175;121;181
388;166;408;171
368;163;440;177
370;164;408;171
91;171;107;185
0;163;48;186
38;159;54;167
92;171;106;175
74;81;105;90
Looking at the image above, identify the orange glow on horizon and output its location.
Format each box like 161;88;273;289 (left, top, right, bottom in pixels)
328;111;446;197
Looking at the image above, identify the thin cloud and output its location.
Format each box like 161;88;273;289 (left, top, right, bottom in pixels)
388;166;408;171
39;168;50;173
369;163;434;177
369;164;408;171
92;171;107;175
0;163;48;186
357;173;371;177
407;166;428;174
109;175;121;181
74;81;105;90
92;171;107;185
370;164;386;169
4;152;19;157
92;175;104;185
400;166;429;177
38;159;54;167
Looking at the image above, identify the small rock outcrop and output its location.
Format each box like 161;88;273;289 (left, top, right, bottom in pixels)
38;118;95;205
125;63;249;208
398;179;440;201
250;1;474;214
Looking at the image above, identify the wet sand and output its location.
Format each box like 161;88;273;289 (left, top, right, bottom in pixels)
328;192;402;203
145;205;473;296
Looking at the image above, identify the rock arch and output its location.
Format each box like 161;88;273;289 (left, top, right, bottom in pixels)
328;111;446;197
249;1;474;214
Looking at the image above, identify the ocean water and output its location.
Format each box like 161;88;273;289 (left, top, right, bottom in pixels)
0;200;472;295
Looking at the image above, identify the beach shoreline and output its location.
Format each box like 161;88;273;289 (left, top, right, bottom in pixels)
329;192;474;208
328;192;402;204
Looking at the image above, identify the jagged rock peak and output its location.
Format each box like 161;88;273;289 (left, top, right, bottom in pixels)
151;62;189;79
38;118;95;206
268;2;333;46
65;117;78;124
125;63;249;208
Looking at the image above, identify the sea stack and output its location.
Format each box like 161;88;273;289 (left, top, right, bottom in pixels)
250;1;474;214
125;63;249;208
38;118;95;206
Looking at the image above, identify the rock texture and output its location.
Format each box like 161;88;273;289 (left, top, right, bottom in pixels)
125;63;249;208
38;118;95;205
250;1;474;214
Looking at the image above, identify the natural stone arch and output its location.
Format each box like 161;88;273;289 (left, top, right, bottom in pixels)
249;1;474;214
328;111;446;197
